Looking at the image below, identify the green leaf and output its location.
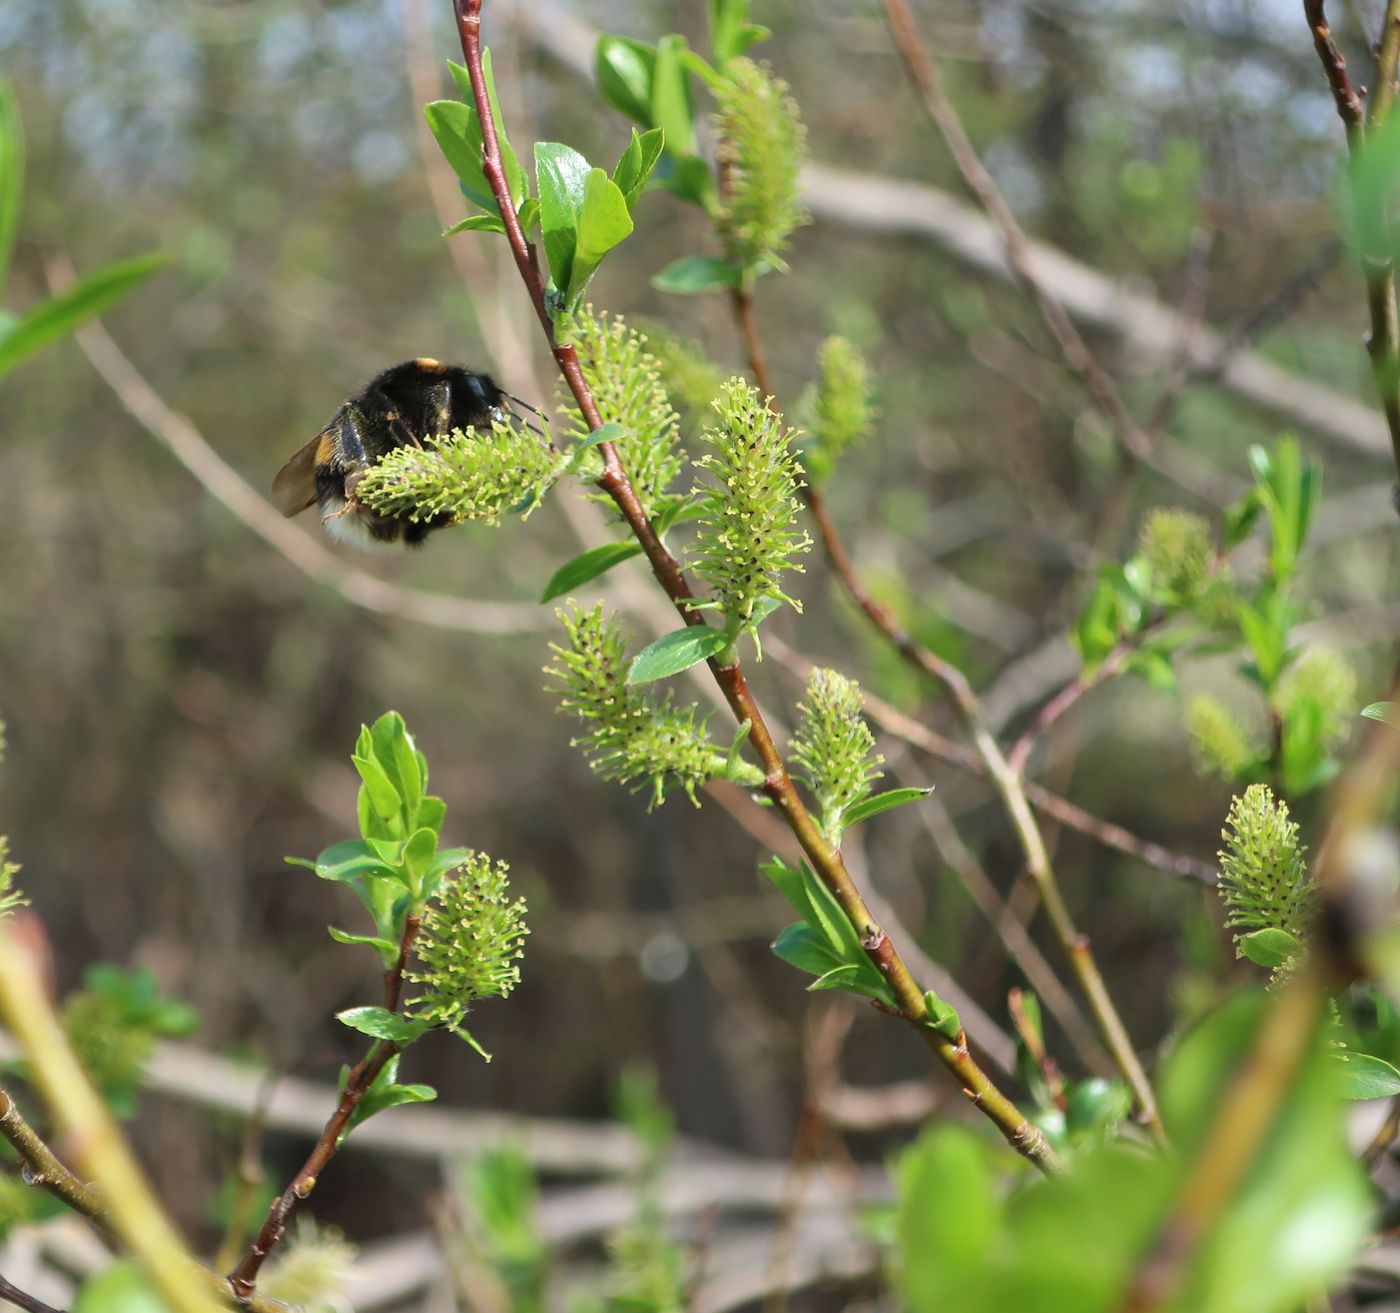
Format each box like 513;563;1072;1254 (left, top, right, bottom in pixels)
924;989;961;1040
343;1054;438;1136
0;251;166;379
651;254;744;294
1237;927;1302;969
416;794;447;837
613;126;666;210
353;752;402;824
327;926;400;966
771;922;844;977
478;49;527;207
708;0;772;66
0;79;21;294
534;141;591;295
569;167;634;298
541;540;644;602
1332;1049;1400;1100
444;213;505;236
559;420;626;476
401;826;438;890
650;35;697;157
336;1006;428;1045
1362;701;1398;725
74;1262;167;1313
1064;1077;1132;1135
842;786;933;829
627;625;731;683
302;839;396;884
424;100;495;213
595;35;656;127
371;712;422;818
653;495;709;537
1223;487;1264;549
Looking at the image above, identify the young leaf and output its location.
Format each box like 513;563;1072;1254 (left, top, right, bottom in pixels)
842;786;933;829
924;989;961;1040
336;1006;428;1045
327;927;400;966
652;254;743;295
650;35;697;158
627;626;731;683
595;36;656;127
708;0;772;66
613;126;665;210
1362;701;1397;725
444;214;506;236
771;922;845;978
569;167;634;298
301;839;396;884
352;752;403;824
0;251;166;379
1332;1050;1400;1100
534;141;591;295
444;56;526;208
424;100;495;213
540;540;644;602
1237;927;1302;970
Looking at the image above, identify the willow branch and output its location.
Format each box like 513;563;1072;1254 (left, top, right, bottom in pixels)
228;914;421;1300
0;1088;106;1223
451;0;1060;1175
1302;0;1400;492
0;1276;65;1313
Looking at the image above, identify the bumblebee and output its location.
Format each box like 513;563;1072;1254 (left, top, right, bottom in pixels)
272;358;513;546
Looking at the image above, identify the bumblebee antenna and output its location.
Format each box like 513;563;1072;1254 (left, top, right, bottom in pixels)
506;392;540;415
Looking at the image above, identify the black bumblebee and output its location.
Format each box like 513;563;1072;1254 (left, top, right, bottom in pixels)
273;358;513;546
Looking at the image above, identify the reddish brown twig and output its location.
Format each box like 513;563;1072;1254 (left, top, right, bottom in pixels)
450;0;1060;1175
228;915;422;1300
0;1276;66;1313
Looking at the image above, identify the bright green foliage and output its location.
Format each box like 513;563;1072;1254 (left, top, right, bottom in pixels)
559;309;686;515
260;1218;356;1312
605;1218;686;1313
801;336;875;483
1218;785;1312;971
1187;695;1259;781
404;852;528;1051
1278;648;1356;752
790;668;884;844
63;966;198;1117
545;604;752;805
460;1147;548;1313
1139;508;1212;603
357;419;562;527
0;1172;45;1241
893;990;1369;1313
713;60;809;274
633;318;724;436
691;378;811;636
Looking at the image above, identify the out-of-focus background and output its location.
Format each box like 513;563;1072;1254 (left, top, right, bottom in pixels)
0;0;1396;1303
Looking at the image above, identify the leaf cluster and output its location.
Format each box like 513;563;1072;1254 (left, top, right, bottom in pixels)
425;56;660;323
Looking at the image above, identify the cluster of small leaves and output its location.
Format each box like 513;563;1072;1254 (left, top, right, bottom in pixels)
295;713;526;1075
544;605;756;805
691;378;811;637
1217;784;1312;979
790;669;885;844
0;78;164;381
357;418;563;527
800;337;875;484
557;309;686;515
62;966;197;1118
403;852;528;1052
426;56;660;322
712;59;808;275
891;991;1369;1313
260;1219;356;1313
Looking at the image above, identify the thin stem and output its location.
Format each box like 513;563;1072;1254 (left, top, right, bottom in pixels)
882;0;1151;461
0;1276;66;1313
452;0;1060;1176
0;1088;105;1222
228;915;422;1300
1302;0;1400;493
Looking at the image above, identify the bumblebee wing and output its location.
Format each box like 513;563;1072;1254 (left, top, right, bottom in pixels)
270;431;329;517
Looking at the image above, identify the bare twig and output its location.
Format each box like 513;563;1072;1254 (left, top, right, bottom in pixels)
228;915;422;1299
0;1090;105;1224
450;0;1059;1175
0;1276;66;1313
